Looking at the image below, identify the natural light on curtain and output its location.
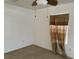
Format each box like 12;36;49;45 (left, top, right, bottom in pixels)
50;25;68;45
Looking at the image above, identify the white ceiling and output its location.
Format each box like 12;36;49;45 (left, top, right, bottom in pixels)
5;0;74;10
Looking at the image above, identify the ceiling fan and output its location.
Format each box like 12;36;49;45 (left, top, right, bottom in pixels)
32;0;58;6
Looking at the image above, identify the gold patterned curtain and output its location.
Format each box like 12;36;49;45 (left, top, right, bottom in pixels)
50;14;69;56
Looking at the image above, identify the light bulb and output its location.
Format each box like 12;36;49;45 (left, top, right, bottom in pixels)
36;0;48;5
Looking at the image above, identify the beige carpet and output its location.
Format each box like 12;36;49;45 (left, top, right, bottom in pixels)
5;45;71;59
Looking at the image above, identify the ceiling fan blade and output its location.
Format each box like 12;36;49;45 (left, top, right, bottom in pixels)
47;0;58;6
32;0;37;6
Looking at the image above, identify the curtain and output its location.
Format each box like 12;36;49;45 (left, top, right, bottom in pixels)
50;14;69;56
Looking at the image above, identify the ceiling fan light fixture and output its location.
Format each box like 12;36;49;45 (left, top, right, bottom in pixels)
36;0;48;5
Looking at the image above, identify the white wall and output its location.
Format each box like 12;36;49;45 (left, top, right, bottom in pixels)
4;4;34;53
5;3;74;58
34;3;74;58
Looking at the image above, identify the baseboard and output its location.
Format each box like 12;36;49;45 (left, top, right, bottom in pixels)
4;44;34;54
4;44;73;59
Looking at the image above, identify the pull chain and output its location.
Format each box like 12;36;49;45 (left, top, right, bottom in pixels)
34;6;37;18
46;5;49;19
